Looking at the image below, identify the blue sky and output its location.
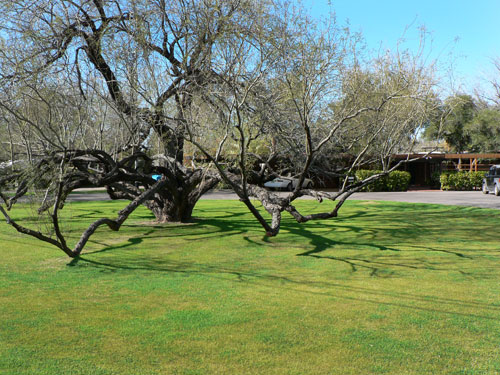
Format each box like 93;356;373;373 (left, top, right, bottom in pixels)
303;0;500;94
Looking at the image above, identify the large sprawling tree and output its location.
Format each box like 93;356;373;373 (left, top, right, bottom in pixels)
0;0;442;257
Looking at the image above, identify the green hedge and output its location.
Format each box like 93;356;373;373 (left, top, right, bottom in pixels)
354;170;411;192
440;171;486;191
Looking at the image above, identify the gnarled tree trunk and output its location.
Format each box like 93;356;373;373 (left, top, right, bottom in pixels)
144;173;218;222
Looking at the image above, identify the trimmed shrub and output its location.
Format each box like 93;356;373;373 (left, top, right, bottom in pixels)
354;170;411;192
439;173;450;190
355;170;386;192
440;171;486;190
386;171;412;191
469;171;487;188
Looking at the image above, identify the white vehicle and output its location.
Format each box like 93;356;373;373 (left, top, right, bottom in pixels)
264;177;313;191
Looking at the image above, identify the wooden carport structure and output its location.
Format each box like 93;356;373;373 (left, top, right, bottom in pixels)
394;153;500;186
440;153;500;172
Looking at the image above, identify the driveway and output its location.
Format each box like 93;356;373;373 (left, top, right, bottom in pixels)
348;190;500;209
66;189;500;209
201;189;500;209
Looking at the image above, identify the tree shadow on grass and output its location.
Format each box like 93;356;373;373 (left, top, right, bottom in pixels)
64;199;499;320
67;255;500;322
62;199;500;321
73;201;482;280
266;205;476;277
76;209;265;254
290;223;473;277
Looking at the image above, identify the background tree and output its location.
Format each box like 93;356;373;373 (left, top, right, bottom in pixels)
423;89;500;153
424;94;476;152
465;107;500;152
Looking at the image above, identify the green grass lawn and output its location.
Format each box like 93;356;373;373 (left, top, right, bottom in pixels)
1;199;500;374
